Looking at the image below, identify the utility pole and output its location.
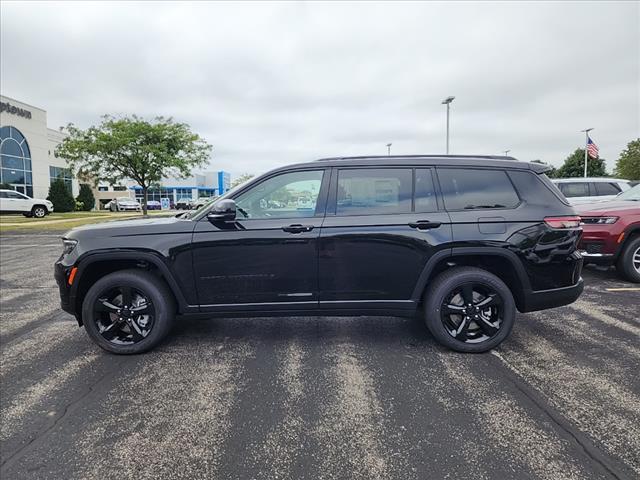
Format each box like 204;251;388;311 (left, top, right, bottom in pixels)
581;128;594;178
442;96;455;154
386;143;392;156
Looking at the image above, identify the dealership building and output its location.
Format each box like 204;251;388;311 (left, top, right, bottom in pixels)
1;95;230;208
0;95;79;199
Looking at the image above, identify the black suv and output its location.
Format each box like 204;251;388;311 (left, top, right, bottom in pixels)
55;155;584;354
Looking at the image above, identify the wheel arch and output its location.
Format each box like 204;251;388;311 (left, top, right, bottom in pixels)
71;251;192;324
411;247;531;312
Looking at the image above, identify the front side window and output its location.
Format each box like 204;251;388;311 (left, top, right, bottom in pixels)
235;170;324;219
559;182;589;198
337;168;412;216
438;168;520;210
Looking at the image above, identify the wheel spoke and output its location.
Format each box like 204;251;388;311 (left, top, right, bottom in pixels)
128;320;145;341
475;293;500;309
121;286;133;307
96;299;120;313
131;302;151;314
100;321;120;340
475;316;499;336
461;284;474;305
454;317;471;341
443;303;465;315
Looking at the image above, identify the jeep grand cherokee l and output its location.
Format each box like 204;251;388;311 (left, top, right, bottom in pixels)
55;155;584;354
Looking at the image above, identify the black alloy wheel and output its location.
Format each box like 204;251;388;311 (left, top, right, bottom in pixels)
424;267;516;353
82;270;175;354
94;286;155;345
440;283;503;343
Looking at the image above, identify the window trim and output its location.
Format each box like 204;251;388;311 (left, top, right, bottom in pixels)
434;166;522;212
328;166;420;218
227;167;330;221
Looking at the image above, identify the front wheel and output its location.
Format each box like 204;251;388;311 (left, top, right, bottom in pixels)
424;267;516;353
31;205;47;218
82;270;175;354
616;236;640;283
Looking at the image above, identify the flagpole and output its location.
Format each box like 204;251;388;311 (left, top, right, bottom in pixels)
581;128;594;178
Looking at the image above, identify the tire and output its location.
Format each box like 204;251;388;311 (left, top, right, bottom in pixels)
616;236;640;283
31;205;47;218
81;269;176;354
423;267;516;353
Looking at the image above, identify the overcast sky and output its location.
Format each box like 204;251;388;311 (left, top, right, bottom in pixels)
1;1;638;177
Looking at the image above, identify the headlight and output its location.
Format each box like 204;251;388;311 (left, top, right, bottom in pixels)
62;238;78;255
581;216;619;225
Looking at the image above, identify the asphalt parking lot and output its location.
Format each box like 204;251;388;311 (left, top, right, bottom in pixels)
0;232;638;480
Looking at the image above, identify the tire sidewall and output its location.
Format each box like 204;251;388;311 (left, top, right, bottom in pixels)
425;268;516;353
618;237;640;283
82;270;174;354
32;206;47;218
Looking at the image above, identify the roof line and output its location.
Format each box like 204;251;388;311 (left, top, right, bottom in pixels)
314;154;518;162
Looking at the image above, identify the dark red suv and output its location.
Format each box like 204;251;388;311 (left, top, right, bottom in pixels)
576;185;640;282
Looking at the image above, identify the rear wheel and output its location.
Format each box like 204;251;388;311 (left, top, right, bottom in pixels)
82;270;175;354
616;236;640;283
31;205;47;218
424;267;516;353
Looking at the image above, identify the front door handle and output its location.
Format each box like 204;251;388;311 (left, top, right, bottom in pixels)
282;224;314;233
409;220;442;230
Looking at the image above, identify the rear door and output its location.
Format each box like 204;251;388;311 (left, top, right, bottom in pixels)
318;166;452;311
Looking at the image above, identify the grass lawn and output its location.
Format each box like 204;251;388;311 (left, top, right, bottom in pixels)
0;210;174;232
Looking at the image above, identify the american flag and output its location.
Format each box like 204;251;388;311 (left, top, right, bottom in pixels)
587;136;599;158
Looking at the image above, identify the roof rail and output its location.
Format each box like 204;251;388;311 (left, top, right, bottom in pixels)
314;154;518;162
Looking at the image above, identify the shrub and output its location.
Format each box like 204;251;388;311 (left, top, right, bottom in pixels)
76;183;95;211
47;179;75;212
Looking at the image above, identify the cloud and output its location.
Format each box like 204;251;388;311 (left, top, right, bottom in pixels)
1;1;638;177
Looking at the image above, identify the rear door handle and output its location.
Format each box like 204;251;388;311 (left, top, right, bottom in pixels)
409;220;442;230
282;224;314;233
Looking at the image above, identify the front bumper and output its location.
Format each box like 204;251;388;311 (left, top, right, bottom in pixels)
54;261;76;316
578;251;615;265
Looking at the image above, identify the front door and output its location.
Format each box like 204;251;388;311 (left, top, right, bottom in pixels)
319;167;452;311
192;168;329;312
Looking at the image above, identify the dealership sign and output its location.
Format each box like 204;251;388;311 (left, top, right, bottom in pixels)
0;101;32;119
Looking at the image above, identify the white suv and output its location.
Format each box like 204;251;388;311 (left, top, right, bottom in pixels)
0;189;54;218
551;178;631;205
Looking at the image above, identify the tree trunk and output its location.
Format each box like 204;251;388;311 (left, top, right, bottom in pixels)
142;187;148;216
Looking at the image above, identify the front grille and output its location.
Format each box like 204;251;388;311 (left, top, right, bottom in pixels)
584;242;604;254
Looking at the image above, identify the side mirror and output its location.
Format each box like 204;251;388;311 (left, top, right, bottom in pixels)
207;199;237;222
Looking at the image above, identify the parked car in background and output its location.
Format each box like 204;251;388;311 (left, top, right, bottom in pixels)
192;197;217;210
146;200;162;210
175;198;194;210
0;189;54;218
552;178;631;205
576;185;640;282
109;197;141;212
55;155;584;355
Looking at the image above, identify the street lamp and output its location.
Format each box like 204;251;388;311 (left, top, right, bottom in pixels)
581;128;594;178
504;150;511;156
442;96;455;154
386;143;392;156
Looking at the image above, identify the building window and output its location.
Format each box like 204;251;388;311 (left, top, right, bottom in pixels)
113;185;127;191
198;188;216;198
1;126;33;197
175;188;193;200
135;187;174;203
49;166;73;192
98;186;109;192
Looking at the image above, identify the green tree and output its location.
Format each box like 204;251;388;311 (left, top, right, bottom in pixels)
0;182;12;190
76;183;95;211
555;148;607;178
531;159;557;178
614;139;640;180
231;173;254;188
56;115;212;215
47;179;75;212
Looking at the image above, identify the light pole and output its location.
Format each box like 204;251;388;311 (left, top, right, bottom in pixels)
386;143;392;156
581;128;594;178
442;96;455;154
503;150;511;157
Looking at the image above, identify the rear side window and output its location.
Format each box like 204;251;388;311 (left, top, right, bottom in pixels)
437;168;520;210
594;182;621;196
337;168;412;215
559;182;590;197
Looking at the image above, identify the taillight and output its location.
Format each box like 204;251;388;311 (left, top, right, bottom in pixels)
544;216;581;229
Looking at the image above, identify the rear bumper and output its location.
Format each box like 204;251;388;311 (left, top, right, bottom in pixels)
578;251;615;265
520;277;584;313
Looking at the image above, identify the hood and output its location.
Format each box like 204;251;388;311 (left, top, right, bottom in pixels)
67;215;194;239
575;200;640;216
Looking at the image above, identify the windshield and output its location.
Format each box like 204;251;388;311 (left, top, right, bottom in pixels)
617;184;640;201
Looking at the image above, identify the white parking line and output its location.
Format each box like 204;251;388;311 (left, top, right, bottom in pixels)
605;288;640;292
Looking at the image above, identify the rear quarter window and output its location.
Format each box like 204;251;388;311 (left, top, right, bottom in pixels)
594;182;621;196
437;168;520;210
